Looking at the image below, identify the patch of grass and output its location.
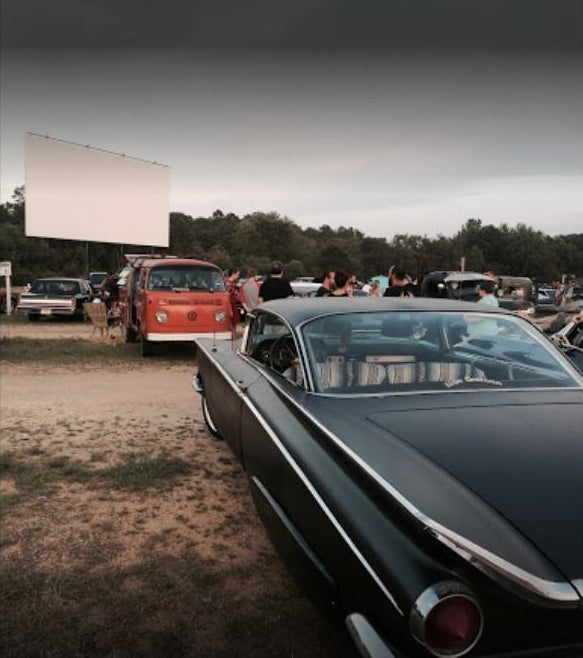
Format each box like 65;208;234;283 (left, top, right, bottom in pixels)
103;456;191;490
0;452;95;501
0;337;144;364
0;336;197;364
0;493;26;512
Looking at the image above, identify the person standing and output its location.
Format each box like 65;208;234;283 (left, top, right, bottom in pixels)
225;268;241;326
346;274;359;297
477;280;499;306
315;271;335;297
257;261;294;302
330;270;350;297
100;272;120;314
368;280;382;298
239;267;261;315
383;266;416;297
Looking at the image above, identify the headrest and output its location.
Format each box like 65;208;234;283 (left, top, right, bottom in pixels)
381;317;415;338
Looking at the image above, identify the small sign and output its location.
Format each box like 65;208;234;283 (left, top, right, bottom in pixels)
0;261;11;277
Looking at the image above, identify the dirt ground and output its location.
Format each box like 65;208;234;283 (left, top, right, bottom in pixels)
0;320;357;657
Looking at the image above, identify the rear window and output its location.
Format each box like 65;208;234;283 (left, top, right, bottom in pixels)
89;273;107;286
30;280;80;295
147;265;225;292
302;311;580;394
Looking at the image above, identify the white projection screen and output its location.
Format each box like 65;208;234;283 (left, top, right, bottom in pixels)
25;134;170;246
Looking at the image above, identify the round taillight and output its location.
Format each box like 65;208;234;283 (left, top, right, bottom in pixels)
410;582;483;658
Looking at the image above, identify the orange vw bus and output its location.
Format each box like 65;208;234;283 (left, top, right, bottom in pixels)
119;256;232;355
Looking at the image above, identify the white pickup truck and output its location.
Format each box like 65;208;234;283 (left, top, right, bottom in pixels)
16;277;94;321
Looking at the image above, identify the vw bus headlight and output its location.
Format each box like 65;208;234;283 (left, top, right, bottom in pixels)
155;310;168;323
214;310;226;323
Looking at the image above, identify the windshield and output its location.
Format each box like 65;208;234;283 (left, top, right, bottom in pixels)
147;265;225;292
302;311;580;394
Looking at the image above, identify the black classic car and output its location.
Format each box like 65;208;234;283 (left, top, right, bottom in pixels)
418;271;495;302
192;297;583;658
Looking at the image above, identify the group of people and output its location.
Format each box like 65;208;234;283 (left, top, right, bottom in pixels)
224;261;295;326
224;262;428;328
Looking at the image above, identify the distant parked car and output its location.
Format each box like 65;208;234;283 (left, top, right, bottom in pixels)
16;277;93;321
419;271;493;302
290;280;321;297
88;271;108;295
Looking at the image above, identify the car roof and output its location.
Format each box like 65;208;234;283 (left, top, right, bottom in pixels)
258;296;510;326
34;277;87;282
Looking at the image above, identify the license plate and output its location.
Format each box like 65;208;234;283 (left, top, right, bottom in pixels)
41;308;52;315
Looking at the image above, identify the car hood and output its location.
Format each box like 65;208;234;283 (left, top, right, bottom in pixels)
306;393;583;585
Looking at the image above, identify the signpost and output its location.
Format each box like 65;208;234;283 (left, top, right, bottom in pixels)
0;261;13;315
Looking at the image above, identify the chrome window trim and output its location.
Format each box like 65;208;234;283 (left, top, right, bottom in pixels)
307;385;583;399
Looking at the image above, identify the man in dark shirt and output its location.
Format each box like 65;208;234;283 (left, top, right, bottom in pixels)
315;270;335;297
383;266;417;297
258;261;294;302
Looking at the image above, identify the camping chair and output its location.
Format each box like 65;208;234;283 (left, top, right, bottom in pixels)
83;302;122;340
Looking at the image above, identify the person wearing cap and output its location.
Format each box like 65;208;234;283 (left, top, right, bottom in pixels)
257;261;294;303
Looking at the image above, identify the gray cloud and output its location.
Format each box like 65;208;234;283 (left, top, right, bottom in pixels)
2;0;581;50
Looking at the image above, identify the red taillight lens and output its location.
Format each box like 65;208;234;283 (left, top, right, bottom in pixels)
425;595;482;656
410;583;483;658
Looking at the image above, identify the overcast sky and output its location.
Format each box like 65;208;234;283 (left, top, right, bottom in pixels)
1;0;582;239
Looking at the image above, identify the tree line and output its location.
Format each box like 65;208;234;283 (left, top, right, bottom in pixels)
1;186;581;285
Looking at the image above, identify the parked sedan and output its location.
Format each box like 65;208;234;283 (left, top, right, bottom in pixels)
192;297;583;658
16;277;93;320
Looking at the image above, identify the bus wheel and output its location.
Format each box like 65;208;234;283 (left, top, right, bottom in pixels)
140;334;152;357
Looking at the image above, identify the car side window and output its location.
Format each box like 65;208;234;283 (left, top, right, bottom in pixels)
246;313;303;386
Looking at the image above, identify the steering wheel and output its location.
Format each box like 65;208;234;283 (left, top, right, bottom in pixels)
269;335;297;372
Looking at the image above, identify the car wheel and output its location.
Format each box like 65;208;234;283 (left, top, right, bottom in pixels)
140;334;152;357
28;313;40;322
201;396;222;439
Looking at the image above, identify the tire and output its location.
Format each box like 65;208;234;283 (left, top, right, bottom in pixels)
140;334;153;357
201;396;222;439
28;313;40;322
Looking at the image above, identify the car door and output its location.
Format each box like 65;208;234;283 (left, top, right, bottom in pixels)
198;344;255;462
